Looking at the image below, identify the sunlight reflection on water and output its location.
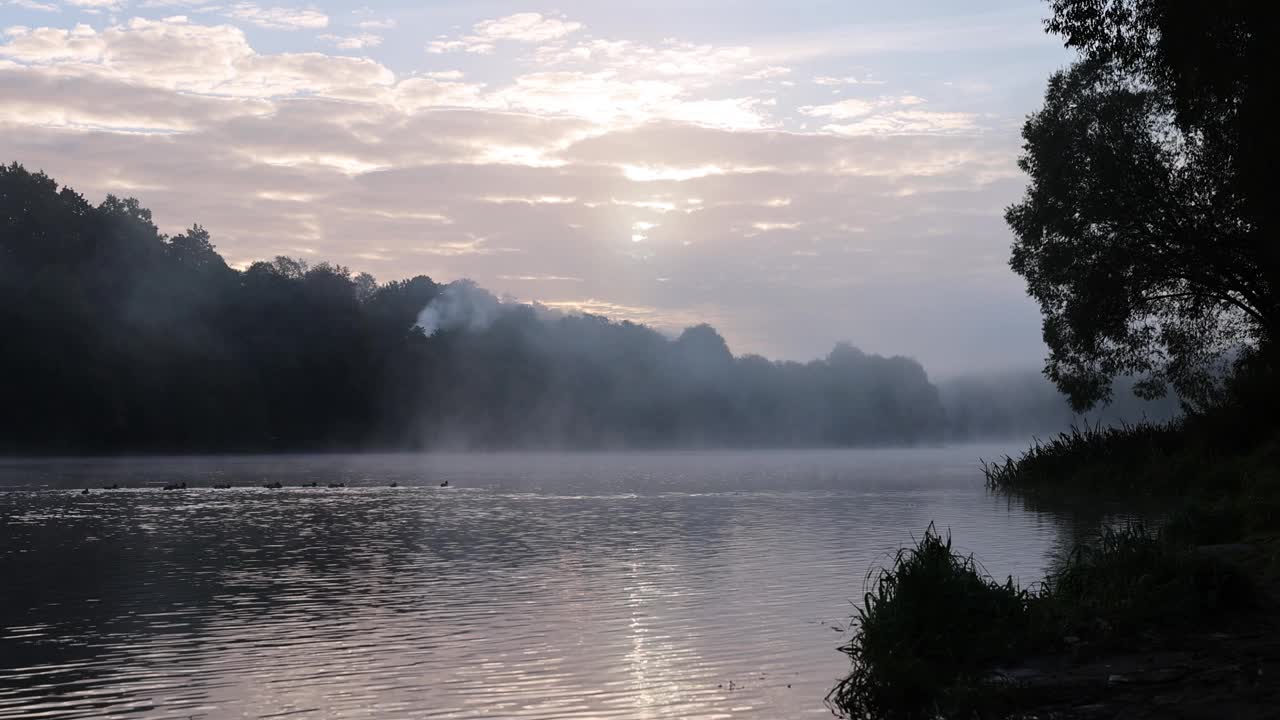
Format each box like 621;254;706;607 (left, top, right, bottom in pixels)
0;448;1073;719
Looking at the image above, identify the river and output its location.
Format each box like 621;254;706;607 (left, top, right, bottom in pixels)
0;447;1073;719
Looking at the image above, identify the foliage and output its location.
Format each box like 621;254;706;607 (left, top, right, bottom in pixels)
1007;1;1278;411
828;519;1259;719
826;526;1045;719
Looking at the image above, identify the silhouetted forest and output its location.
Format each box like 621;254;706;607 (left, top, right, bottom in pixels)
0;163;1168;453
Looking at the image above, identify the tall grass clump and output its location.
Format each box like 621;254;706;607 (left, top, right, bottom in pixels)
826;525;1045;719
982;421;1195;495
828;521;1260;719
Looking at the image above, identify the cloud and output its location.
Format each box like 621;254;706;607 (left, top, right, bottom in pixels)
813;74;885;86
659;97;772;130
64;0;121;9
135;0;214;7
356;18;395;30
0;14;1046;372
427;12;580;54
394;76;487;111
7;0;58;11
0;18;391;98
800;95;925;120
225;3;328;30
0;63;272;131
319;32;381;50
498;274;583;282
535;38;755;80
822;110;980;136
1;24;115;63
472;12;581;43
536;299;676;324
798;95;977;135
522;75;766;130
426;37;493;55
745;65;790;80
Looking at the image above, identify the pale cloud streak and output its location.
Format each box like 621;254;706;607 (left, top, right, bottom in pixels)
319;31;380;50
472;12;581;43
64;0;121;10
428;11;580;54
801;95;979;136
355;17;394;31
224;3;327;30
7;0;58;12
800;95;926;120
813;75;885;86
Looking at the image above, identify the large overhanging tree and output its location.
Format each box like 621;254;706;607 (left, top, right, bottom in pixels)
1007;1;1278;411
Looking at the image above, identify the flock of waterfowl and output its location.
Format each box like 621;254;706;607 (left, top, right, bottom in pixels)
79;479;452;494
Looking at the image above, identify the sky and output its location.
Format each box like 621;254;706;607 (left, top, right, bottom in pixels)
0;0;1074;376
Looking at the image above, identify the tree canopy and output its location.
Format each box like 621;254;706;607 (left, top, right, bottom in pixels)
1007;0;1278;410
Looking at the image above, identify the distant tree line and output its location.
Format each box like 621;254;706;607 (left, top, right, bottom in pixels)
0;163;1159;454
939;371;1180;441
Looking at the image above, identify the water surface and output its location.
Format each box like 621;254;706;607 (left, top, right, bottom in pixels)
1;448;1069;719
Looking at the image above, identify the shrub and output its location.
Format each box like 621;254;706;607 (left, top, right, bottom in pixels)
826;525;1044;719
829;521;1257;719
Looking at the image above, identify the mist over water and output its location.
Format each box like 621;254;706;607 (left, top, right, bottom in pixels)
0;448;1082;719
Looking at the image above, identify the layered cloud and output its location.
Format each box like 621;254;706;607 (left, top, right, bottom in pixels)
224;4;327;30
319;31;380;50
428;11;581;54
0;7;1065;372
8;0;59;12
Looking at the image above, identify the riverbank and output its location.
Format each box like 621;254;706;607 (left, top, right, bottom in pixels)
828;416;1280;719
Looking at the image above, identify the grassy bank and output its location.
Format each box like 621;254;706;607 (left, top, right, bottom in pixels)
983;421;1280;498
982;418;1280;547
827;521;1261;719
829;413;1280;719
